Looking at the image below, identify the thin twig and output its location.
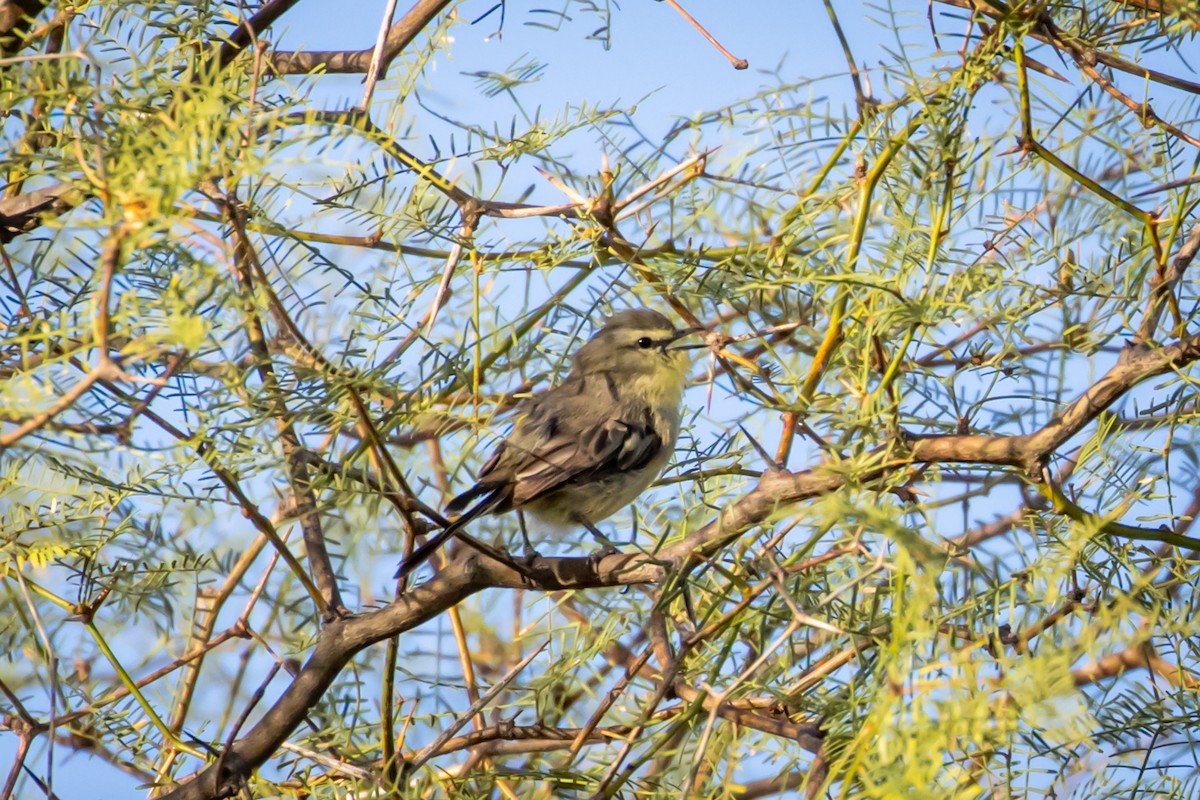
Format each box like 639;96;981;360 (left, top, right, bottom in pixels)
360;0;401;109
407;642;548;770
660;0;748;69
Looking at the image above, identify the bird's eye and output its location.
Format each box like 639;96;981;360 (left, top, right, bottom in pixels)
636;336;655;349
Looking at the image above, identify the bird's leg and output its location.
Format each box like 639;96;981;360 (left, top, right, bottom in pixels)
517;510;539;564
573;514;618;562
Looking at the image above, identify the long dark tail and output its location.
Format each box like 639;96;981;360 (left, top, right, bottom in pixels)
444;481;495;518
393;487;506;580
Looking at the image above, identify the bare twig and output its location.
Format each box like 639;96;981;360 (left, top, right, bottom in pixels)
660;0;748;69
407;642;548;770
360;0;401;109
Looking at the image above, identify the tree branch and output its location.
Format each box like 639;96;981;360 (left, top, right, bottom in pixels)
267;0;452;75
214;0;305;70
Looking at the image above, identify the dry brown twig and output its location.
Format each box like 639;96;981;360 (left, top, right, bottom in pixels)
660;0;748;70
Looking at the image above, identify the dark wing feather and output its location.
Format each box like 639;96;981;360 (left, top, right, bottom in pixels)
444;440;508;517
509;417;662;506
614;422;662;472
395;481;512;580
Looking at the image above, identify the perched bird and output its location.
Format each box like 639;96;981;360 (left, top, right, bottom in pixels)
396;308;700;579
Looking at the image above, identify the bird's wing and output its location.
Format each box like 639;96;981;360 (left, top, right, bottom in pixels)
509;416;663;507
402;388;664;580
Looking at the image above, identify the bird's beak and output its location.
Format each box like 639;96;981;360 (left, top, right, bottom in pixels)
666;326;707;350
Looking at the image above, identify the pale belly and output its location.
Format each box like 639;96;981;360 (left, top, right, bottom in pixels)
523;457;669;527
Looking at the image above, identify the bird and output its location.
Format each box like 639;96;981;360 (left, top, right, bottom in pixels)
395;308;700;580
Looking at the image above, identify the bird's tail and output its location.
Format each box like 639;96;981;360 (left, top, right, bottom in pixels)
393;487;506;580
444;481;495;518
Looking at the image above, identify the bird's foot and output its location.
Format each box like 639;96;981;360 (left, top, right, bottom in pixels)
587;542;619;568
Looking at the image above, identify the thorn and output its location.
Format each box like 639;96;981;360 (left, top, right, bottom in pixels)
534;166;587;205
738;424;784;472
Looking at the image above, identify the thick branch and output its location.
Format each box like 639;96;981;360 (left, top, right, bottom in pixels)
429;722;617;758
267;0;452;75
161;564;482;799
214;0;305;70
1024;336;1200;459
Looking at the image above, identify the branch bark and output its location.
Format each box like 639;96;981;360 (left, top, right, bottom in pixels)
214;0;305;70
267;0;452;75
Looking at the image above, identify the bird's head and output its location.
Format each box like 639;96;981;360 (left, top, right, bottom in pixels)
570;309;701;392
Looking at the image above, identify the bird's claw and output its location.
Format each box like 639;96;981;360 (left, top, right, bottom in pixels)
588;542;619;568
